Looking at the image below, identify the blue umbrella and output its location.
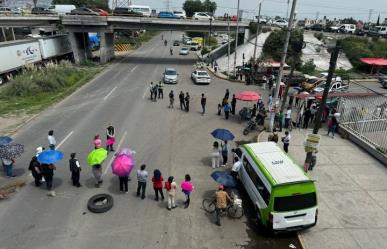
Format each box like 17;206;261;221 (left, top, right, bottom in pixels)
0;136;13;145
211;129;235;141
211;171;237;188
37;150;64;164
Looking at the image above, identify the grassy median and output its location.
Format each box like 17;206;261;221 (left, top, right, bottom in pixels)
0;61;103;115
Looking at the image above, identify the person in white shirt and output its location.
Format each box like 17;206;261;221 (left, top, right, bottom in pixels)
282;131;291;153
285;107;292;129
231;157;242;179
48;130;56;150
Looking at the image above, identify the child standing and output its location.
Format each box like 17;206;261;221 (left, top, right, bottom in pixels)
165;176;177;210
181;174;194;209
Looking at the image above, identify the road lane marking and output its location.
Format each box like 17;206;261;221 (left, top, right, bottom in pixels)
103;86;117;101
56;131;74;149
103;130;127;175
130;65;138;73
142;86;149;99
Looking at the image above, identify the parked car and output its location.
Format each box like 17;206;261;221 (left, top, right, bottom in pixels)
48;4;76;15
173;40;180;46
271;19;288;28
158;11;178;19
173;10;186;19
179;47;189;55
368;26;387;37
163;68;178;84
31;7;54;15
190;42;200;51
310;24;324;31
338;24;356;34
113;7;143;17
93;9;109;16
313;82;349;93
193;12;214;21
191;70;211;84
380;78;387;88
70;7;99;15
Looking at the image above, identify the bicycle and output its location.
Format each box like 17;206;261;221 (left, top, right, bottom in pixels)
202;195;244;219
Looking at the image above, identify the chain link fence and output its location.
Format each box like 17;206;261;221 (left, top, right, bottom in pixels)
337;94;387;152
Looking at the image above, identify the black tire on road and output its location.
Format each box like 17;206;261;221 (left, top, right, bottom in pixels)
243;128;249;135
87;194;114;213
202;198;216;213
227;204;244;218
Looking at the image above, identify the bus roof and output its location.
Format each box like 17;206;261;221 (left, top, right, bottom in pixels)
242;142;310;186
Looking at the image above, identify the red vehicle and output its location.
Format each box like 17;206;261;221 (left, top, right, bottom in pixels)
230;15;238;21
93;8;109;16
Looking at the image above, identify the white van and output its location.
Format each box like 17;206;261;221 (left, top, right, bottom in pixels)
48;5;76;15
338;24;356;34
237;142;318;232
128;5;151;17
173;10;186;19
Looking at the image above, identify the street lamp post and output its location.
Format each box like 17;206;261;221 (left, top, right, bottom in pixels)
253;2;262;61
233;0;240;77
227;19;231;74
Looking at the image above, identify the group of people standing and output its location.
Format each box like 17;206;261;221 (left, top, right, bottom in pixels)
149;82;164;101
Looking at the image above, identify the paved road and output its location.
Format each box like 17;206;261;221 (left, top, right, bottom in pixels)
0;32;300;249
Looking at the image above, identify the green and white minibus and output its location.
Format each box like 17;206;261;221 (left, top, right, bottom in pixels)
237;142;318;231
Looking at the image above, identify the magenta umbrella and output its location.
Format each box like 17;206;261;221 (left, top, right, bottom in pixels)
111;148;135;177
235;91;261;102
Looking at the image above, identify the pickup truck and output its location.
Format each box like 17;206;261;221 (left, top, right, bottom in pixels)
313;82;349;93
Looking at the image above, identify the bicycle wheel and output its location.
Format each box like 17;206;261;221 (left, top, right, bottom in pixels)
227;204;244;218
202;198;216;213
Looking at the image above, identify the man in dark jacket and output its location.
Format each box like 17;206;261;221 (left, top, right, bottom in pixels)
28;156;42;187
41;163;56;196
201;93;206;115
179;91;186;110
69;153;81;187
185;92;190;112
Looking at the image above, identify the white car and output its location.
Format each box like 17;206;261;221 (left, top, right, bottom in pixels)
190;42;200;51
313;82;348;93
173;10;186;19
193;12;214;21
191;70;211;84
272;19;288;27
179;47;189;55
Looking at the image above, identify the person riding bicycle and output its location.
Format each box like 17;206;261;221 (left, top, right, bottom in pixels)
215;185;232;226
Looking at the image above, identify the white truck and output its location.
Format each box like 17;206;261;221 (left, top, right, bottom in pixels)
0;35;72;85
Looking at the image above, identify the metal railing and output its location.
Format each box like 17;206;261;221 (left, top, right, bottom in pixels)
337;94;387;151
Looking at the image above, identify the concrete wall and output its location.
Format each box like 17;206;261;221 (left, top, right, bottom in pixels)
68;32;92;64
99;32;114;63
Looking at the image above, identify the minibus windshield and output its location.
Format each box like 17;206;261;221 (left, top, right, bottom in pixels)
274;192;317;212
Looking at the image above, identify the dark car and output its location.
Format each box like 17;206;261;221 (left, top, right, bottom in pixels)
70;7;99;15
173;40;180;46
310;24;324;31
158;11;178;19
31;7;53;15
113;7;143;17
380;78;387;88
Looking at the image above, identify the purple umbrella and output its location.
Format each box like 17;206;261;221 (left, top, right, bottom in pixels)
111;148;135;177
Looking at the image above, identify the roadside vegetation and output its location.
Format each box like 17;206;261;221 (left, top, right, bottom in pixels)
0;61;103;115
114;31;159;49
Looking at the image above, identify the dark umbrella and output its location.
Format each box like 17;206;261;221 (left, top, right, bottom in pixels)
37;150;64;164
0;143;24;159
211;171;237;188
211;128;235;141
0;136;13;145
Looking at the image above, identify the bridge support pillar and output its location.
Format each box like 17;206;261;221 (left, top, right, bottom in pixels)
99;32;114;63
68;32;92;64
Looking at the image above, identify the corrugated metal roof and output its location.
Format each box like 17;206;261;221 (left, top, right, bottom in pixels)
245;142;309;185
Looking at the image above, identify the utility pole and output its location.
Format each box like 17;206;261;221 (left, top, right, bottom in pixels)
268;0;297;132
233;0;240;77
304;40;341;169
286;0;290;19
253;2;262;61
227;19;231;74
368;9;373;24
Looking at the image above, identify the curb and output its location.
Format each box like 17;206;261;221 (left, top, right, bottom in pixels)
207;67;245;84
297;233;307;249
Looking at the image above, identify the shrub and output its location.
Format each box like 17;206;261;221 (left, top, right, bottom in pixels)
314;32;324;41
300;59;316;74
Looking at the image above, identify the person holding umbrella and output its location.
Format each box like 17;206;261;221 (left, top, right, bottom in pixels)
152;169;164;201
41;163;56;196
111;148;135;193
37;149;64;196
69;153;82;187
211;141;221;169
87;148;108;188
1;157;14;177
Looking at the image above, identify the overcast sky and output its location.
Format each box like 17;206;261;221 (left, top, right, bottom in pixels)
120;0;387;21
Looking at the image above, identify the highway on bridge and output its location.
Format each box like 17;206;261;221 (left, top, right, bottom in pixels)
0;32;299;249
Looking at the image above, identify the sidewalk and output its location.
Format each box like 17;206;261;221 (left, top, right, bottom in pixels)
259;128;387;249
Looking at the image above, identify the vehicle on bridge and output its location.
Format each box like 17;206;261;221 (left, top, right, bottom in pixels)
173;10;186;19
193;12;214;21
237;142;318;232
70;7;99;16
128;5;151;17
112;8;143;17
163;68;178;84
191;70;211;84
31;7;55;15
0;35;73;85
48;4;76;15
158;11;179;19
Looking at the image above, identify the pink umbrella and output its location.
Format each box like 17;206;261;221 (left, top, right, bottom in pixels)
235;91;261;101
111;149;135;177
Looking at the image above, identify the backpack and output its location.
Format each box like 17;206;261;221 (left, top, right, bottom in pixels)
164;181;171;191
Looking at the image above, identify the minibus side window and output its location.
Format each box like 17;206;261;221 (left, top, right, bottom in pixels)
243;157;270;205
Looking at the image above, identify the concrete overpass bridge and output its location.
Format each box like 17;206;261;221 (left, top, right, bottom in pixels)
0;15;251;63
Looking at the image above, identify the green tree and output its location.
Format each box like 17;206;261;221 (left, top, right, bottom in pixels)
183;0;203;17
341;17;357;24
262;29;304;67
202;0;216;14
52;0;108;9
